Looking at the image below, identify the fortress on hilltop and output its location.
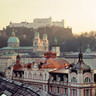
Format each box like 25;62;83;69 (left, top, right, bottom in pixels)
8;17;65;29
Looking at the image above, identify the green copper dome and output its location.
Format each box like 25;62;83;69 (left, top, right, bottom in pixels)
7;32;20;43
8;36;20;43
43;33;47;37
34;32;39;36
54;37;58;43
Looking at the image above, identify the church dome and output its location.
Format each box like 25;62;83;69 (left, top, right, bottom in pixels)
7;32;20;43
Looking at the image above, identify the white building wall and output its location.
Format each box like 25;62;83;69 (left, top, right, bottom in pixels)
0;58;15;72
9;17;64;29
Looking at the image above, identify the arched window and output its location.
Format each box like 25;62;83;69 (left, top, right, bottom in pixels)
40;74;43;80
29;73;31;78
34;73;36;79
84;77;91;83
25;72;27;78
71;77;77;83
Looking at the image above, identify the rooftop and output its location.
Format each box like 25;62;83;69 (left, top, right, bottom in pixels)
0;76;49;96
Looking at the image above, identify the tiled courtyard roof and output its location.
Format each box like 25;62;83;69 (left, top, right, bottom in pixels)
0;76;50;96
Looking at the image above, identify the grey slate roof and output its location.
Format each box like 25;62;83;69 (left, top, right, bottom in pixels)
0;76;50;96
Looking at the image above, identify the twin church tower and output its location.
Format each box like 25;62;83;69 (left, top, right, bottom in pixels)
5;30;60;56
33;32;49;52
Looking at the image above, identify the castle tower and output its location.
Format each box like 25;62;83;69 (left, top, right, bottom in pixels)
7;31;20;48
42;33;49;52
52;37;60;56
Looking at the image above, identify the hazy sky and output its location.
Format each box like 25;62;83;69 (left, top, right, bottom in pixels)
0;0;96;33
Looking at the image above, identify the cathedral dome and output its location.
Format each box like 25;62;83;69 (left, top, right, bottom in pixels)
7;32;20;43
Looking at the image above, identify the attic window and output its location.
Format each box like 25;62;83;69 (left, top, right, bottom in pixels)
71;77;77;83
84;77;91;83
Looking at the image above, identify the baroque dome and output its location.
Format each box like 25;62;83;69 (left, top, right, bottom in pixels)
7;32;20;43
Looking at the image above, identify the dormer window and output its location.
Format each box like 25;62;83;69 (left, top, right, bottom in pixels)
84;77;91;83
71;77;77;83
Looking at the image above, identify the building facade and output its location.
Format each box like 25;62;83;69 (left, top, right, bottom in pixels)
5;51;96;96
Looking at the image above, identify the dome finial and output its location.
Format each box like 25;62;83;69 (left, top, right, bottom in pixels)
12;32;15;36
79;41;83;61
11;28;15;36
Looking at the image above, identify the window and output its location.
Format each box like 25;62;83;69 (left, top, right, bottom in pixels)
50;86;52;92
85;89;89;96
57;87;60;94
84;77;91;83
72;89;76;96
25;72;27;78
40;74;43;80
64;88;67;95
29;73;31;78
71;77;77;83
61;87;63;94
34;73;36;79
45;85;46;91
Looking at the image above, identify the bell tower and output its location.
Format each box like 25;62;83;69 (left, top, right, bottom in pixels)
52;37;60;56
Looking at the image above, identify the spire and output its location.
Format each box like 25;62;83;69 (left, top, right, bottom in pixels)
11;28;15;36
34;29;39;36
54;37;58;44
16;54;21;63
79;41;83;62
12;32;15;36
79;51;83;61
